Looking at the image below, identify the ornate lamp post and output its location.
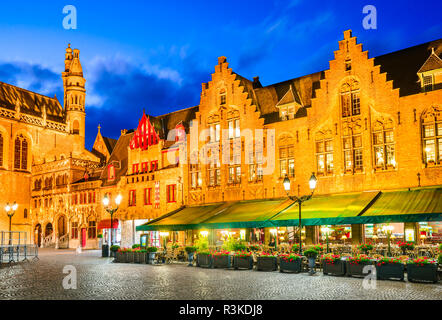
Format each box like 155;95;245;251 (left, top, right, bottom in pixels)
102;194;122;250
5;202;18;245
382;225;394;257
283;173;317;255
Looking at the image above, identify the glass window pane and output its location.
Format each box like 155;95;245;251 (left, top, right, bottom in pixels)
373;132;383;145
288;159;295;177
425;139;436;162
424;125;435;138
317;154;325;173
228;121;234;139
385;131;394;143
325;140;333;152
316;141;324;153
235;119;240;138
326;154;334;173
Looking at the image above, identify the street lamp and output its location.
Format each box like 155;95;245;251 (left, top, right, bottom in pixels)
102;194;122;251
283;173;317;255
5;202;18;245
382;225;394;257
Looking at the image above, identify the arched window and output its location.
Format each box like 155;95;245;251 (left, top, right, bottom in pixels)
0;132;3;167
422;107;442;165
73;120;80;135
14;134;28;170
340;80;360;117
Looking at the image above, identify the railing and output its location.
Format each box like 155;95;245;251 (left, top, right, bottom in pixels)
0;231;39;266
43;234;54;248
58;234;69;249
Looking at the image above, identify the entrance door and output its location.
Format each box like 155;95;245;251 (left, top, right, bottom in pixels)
35;224;42;247
45;223;53;237
58;216;66;237
81;228;87;247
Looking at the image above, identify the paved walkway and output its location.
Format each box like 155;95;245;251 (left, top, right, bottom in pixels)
0;248;440;300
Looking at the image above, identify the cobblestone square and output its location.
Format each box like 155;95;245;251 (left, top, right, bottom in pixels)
0;249;440;300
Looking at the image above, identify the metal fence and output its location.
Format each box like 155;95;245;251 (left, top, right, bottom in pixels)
0;231;39;267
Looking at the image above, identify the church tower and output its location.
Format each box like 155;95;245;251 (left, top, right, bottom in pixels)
62;44;86;150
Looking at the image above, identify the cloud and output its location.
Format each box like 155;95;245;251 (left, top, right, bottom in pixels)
0;53;207;149
0;62;62;98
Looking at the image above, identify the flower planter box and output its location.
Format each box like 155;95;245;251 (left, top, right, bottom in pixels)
376;263;404;281
233;256;253;270
256;256;277;271
212;255;232;269
323;259;346;276
115;252;124;263
126;252;134;264
197;254;212;268
279;259;302;273
346;261;373;278
134;252;141;263
407;264;438;283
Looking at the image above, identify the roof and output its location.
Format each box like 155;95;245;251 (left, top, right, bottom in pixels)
0;81;64;122
417;50;442;73
100;131;135;186
149;106;199;140
102;136;118;155
373;38;442;96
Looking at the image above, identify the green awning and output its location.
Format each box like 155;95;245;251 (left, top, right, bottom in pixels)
352;187;442;224
269;191;381;226
136;199;293;231
136;203;228;231
197;198;294;229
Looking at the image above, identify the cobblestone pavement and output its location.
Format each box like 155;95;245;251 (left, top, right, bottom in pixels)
0;248;440;300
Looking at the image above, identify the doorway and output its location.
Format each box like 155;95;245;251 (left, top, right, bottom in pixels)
45;223;53;237
34;224;42;247
81;228;87;247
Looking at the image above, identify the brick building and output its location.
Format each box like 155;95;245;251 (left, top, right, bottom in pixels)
1;30;441;249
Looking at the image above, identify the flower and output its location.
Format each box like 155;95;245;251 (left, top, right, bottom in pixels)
279;253;301;262
348;254;372;265
376;257;403;266
407;256;436;266
322;254;341;265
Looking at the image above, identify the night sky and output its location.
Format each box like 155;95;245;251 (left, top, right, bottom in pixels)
0;0;440;149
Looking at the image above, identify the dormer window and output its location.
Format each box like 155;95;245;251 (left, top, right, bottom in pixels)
280;105;295;120
423;75;433;92
345;59;352;71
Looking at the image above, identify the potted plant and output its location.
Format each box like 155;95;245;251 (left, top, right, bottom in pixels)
322;254;346;276
118;247;131;263
346;254;374;277
312;244;324;253
291;243;300;253
358;243;374;255
376;257;405;281
248;244;260;252
212;250;232;269
397;241;415;255
256;252;278;271
407;257;438;283
233;251;253;270
185;246;197;266
196;251;212;268
146;246;158;264
279;253;302;273
110;245;120;259
304;249;318;275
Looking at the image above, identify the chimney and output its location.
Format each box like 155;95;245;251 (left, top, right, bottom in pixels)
253;76;262;89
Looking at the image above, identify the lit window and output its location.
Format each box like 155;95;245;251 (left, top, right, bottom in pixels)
423;121;442;165
279;145;294;178
343;134;363;172
316;139;334;175
373;129;395;170
423;76;433;92
144;188;152;205
88;221;96;239
340;80;360;117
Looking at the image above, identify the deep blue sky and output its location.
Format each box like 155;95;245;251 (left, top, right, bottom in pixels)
0;0;441;149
